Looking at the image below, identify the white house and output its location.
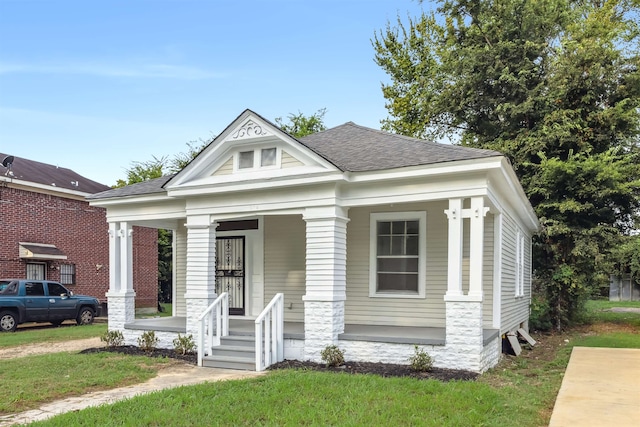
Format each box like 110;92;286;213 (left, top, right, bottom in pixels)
88;109;539;373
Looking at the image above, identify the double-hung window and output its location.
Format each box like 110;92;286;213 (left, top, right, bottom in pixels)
370;212;426;298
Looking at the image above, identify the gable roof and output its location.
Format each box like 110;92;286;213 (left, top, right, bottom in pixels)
0;152;110;194
298;122;502;172
88;110;504;200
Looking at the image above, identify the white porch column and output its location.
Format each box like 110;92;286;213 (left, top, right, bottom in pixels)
443;197;493;372
106;221;135;330
302;206;349;361
444;198;463;298
184;215;218;339
469;196;489;298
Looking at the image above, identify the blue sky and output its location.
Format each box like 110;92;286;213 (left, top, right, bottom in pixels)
0;0;427;186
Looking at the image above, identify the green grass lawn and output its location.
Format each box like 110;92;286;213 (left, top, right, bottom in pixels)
10;301;640;426
0;323;107;348
0;352;173;414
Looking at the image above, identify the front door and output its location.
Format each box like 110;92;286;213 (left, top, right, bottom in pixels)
215;236;245;315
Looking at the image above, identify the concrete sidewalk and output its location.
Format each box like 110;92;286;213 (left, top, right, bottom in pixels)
0;364;263;426
549;346;640;427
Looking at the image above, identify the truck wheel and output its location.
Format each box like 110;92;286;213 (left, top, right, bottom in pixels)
0;311;17;332
76;308;95;326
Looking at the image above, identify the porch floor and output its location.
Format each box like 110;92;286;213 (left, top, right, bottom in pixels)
124;317;499;346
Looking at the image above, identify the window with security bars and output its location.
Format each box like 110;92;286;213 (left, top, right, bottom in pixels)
60;264;76;285
26;263;45;280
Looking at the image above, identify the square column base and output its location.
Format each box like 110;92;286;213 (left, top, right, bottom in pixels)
106;291;136;331
303;299;344;361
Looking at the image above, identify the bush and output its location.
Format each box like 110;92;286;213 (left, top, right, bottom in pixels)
173;334;196;355
137;331;158;352
320;345;345;367
529;294;553;332
100;330;124;347
409;345;433;372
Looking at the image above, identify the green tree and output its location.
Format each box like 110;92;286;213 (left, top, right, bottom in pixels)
275;108;327;138
374;0;640;328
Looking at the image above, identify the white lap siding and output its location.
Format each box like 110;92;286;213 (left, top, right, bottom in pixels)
346;202;495;328
174;223;187;317
500;213;531;333
346;202;448;327
264;215;306;322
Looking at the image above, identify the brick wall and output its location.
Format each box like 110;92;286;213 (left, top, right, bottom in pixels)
0;185;158;309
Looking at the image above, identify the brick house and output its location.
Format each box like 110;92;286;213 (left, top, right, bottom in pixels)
0;153;158;312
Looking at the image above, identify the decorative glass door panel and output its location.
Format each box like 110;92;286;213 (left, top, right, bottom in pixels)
215;236;245;315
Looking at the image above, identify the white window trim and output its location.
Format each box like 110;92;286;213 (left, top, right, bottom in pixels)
515;229;525;298
234;147;281;172
369;211;427;299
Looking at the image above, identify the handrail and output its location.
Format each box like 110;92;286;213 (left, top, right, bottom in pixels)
255;293;284;372
197;292;229;367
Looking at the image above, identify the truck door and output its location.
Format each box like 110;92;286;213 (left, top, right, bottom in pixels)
24;282;48;321
46;282;76;321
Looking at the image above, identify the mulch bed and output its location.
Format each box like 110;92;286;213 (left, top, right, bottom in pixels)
80;347;477;382
268;359;478;382
80;346;198;364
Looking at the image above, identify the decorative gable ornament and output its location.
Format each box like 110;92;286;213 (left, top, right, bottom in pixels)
229;119;271;141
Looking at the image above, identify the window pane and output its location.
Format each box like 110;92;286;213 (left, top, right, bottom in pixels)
406;235;419;255
239;151;254;169
377;236;391;255
377;273;418;292
25;282;45;296
377;257;418;273
406;220;419;234
48;283;67;296
391;236;404;255
377;221;390;235
392;221;405;234
261;148;276;166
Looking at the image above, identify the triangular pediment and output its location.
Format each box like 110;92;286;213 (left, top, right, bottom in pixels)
165;110;340;192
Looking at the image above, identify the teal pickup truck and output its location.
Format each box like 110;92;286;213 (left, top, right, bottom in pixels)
0;279;101;332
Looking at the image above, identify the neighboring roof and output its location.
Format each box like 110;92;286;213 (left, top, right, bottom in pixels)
0;152;110;194
87;174;175;200
298;122;502;172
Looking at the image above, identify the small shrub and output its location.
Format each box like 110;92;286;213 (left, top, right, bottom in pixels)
100;330;124;347
409;345;433;372
173;334;196;355
137;331;158;352
320;345;345;367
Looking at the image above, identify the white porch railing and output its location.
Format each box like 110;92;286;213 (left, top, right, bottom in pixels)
255;293;284;372
197;292;229;367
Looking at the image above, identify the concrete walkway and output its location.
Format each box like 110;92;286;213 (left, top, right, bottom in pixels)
549;346;640;427
0;364;264;426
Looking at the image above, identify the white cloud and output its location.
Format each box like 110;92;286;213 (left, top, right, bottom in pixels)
0;61;224;80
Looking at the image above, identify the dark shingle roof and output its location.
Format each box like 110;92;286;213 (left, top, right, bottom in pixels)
0;152;110;194
298;122;502;172
87;175;175;200
88;121;503;200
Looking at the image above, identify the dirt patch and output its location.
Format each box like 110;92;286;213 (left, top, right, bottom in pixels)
0;337;104;360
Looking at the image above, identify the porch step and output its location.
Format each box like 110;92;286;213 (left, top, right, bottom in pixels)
202;354;255;371
203;334;257;371
221;334;255;347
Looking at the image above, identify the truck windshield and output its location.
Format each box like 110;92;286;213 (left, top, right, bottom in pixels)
0;281;18;295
